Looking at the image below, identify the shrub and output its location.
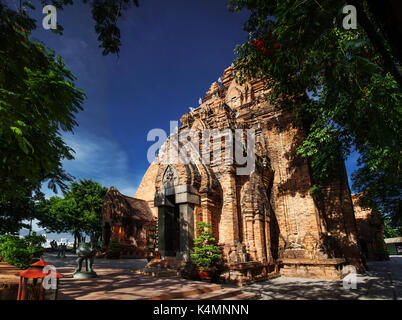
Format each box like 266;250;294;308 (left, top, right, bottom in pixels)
106;237;121;259
0;234;45;269
190;222;222;272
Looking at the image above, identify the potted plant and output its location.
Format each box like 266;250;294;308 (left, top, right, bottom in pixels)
146;217;159;262
190;222;222;282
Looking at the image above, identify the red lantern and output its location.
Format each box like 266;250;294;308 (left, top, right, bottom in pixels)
16;259;63;300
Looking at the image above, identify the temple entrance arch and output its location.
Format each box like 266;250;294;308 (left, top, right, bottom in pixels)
154;186;199;261
154;164;200;261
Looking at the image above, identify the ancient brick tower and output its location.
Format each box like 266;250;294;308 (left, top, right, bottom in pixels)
135;65;364;285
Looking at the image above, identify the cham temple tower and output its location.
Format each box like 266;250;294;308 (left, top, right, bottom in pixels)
113;65;368;285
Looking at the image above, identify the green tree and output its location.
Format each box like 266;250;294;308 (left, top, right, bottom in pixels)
0;189;44;235
229;0;401;223
67;179;108;242
36;179;107;248
0;2;85;229
384;217;402;238
0;0;139;233
190;222;222;272
35;196;82;246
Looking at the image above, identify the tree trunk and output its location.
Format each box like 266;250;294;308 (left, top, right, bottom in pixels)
28;219;32;236
73;231;81;250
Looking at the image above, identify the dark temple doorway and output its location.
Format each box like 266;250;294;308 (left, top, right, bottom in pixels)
164;195;180;257
104;222;112;247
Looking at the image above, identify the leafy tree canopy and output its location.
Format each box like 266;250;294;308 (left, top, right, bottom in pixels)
229;0;401;223
384;216;402;238
1;0;138;234
2;0;139;56
0;188;44;235
36;179;108;244
0;2;85;205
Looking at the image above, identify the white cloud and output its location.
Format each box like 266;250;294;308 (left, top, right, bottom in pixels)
41;133;136;198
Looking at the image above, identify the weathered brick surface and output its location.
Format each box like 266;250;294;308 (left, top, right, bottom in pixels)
133;65;365;281
135;162;159;218
352;193;387;261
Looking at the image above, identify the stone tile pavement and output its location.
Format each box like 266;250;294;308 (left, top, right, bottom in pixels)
240;255;402;300
44;253;227;300
44;253;402;300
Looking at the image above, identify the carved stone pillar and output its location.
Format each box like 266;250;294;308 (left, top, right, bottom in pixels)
265;216;273;263
178;203;194;261
245;210;256;261
219;166;240;244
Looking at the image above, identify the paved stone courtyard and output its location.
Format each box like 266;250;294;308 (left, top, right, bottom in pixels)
241;255;402;300
45;253;401;300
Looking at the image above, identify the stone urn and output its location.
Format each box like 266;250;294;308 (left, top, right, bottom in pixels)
73;242;97;279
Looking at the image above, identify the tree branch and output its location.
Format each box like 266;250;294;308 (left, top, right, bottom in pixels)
349;0;402;88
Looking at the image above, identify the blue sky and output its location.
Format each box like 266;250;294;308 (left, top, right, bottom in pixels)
21;0;254;199
20;0;360;199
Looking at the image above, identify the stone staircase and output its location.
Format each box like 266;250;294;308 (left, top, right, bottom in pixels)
142;283;259;300
132;257;184;277
174;287;259;300
133;257;260;300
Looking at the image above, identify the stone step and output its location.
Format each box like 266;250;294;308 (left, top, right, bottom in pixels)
221;291;260;300
176;288;242;300
143;283;223;300
176;288;260;300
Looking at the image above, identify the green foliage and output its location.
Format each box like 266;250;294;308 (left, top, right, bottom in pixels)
230;0;401;222
0;234;45;269
35;179;107;242
384;217;402;238
190;222;222;272
146;217;158;255
0;1;85;220
1;0;138;233
0;0;139;56
106;237;121;259
0;189;45;235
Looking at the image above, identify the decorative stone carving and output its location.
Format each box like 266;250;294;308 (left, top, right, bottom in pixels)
229;241;248;263
288;232;304;249
180;113;193;127
162;165;179;187
199;104;212;119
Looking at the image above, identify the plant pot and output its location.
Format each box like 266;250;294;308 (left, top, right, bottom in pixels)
197;270;213;282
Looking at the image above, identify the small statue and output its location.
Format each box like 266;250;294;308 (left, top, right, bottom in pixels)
73;242;97;279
